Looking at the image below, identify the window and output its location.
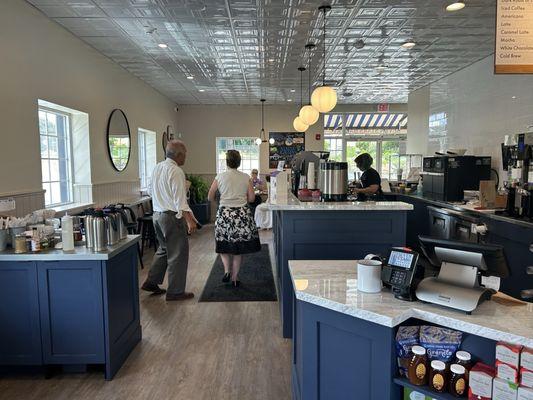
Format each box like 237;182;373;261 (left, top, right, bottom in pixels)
323;112;408;181
216;137;260;175
39;108;73;206
138;128;157;190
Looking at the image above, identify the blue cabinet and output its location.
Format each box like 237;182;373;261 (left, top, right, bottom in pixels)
37;260;105;364
0;261;42;365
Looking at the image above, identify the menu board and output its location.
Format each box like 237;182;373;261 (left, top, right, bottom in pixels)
269;132;305;169
495;0;533;73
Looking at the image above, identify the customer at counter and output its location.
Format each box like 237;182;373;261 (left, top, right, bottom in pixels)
141;140;197;301
353;152;384;201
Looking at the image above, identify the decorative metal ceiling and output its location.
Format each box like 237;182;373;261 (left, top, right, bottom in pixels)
26;0;497;105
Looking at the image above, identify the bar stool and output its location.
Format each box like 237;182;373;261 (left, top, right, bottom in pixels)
120;205;145;269
137;200;157;258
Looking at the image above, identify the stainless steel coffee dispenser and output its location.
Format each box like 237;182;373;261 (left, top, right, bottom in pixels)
319;161;348;201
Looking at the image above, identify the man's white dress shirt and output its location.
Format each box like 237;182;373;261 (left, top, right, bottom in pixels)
149;158;191;219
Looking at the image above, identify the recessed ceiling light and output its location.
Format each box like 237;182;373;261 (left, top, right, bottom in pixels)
186;76;194;80
268;58;275;63
157;43;168;48
199;89;205;92
290;89;296;93
401;41;416;49
446;2;465;11
287;99;293;102
512;95;517;99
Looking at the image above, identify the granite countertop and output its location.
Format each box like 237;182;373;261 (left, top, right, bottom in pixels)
0;235;140;261
393;193;533;228
289;260;533;347
267;192;413;211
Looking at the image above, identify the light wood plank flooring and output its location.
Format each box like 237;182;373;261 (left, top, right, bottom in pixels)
0;228;291;400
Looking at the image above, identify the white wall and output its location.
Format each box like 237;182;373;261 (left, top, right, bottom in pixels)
407;55;533;174
179;103;408;175
406;87;430;155
0;0;177;207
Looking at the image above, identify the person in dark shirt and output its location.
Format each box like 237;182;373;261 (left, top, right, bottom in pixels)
354;153;384;201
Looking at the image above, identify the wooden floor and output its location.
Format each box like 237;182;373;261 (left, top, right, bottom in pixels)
0;228;291;400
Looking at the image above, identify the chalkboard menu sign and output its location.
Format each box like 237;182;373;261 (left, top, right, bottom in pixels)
495;0;533;73
269;132;305;169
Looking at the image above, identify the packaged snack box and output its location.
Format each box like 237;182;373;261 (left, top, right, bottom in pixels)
496;359;520;384
521;348;533;372
518;386;533;400
468;362;494;400
496;342;522;369
521;368;533;388
403;387;438;400
493;377;518;400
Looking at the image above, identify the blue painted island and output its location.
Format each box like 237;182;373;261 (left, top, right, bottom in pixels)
0;235;141;380
289;260;533;400
268;193;413;338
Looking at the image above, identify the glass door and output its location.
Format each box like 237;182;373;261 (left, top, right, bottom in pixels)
346;140;378;181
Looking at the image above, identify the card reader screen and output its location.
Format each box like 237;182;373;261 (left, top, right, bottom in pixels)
388;251;414;269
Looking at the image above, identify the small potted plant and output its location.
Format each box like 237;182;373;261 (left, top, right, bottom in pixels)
187;174;211;224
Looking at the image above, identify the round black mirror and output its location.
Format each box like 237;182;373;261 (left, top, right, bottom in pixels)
107;109;131;171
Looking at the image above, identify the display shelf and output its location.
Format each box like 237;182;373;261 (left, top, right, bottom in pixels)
393;377;459;400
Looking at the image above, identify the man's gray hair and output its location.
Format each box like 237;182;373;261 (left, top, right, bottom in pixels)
166;139;186;159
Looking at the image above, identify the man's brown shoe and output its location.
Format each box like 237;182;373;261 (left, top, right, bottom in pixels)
166;292;194;301
141;282;166;295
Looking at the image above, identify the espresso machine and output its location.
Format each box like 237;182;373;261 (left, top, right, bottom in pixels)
501;132;533;218
291;151;329;195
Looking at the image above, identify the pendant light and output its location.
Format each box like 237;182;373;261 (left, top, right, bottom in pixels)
293;66;309;133
311;5;337;113
255;99;272;145
299;43;320;126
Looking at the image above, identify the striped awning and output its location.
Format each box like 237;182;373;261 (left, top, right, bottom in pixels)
324;113;408;129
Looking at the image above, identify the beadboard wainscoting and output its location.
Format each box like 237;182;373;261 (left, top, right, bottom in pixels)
0;190;45;217
92;180;141;207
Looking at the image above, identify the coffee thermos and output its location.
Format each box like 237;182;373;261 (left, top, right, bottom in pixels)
93;210;108;252
320;161;348;202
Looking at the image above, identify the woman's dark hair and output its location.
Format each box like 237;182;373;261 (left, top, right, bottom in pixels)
226;150;241;169
354;153;373;171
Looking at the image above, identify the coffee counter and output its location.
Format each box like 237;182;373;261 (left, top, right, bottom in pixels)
289;260;533;400
267;193;413;338
0;235;141;379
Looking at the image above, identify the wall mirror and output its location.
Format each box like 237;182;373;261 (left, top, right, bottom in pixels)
107;109;131;171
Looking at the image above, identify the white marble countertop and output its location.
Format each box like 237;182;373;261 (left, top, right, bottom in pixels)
289;260;533;348
0;235;140;261
267;192;413;211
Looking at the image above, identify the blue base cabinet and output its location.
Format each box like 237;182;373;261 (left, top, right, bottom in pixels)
273;210;408;338
0;243;141;380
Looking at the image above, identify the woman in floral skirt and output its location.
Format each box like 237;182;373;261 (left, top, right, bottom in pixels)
207;150;261;287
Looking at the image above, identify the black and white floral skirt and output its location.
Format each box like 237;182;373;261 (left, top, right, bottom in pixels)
215;206;261;255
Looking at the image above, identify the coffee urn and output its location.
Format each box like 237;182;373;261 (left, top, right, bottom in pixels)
320;161;348;201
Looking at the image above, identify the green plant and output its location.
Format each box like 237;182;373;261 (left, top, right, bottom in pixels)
187;174;209;204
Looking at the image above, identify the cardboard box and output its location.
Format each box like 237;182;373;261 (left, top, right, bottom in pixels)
518;386;533;400
469;362;495;400
403;387;438;400
497;360;520;384
493;377;518;400
522;368;533;388
522;348;533;372
497;342;523;369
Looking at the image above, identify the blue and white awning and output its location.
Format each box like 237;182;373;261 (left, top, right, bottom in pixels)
324;113;408;129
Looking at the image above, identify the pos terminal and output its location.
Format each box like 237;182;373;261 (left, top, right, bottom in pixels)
381;248;420;301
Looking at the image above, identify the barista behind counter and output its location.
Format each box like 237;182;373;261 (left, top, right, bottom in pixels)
353;153;384;201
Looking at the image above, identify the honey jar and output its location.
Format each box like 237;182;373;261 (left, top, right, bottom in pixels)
449;363;467;397
408;345;428;386
429;360;447;393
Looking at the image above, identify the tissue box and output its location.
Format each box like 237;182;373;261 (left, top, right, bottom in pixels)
497;342;522;369
493;377;518;400
518;387;533;400
522;368;533;388
497;360;520;384
469;362;495;400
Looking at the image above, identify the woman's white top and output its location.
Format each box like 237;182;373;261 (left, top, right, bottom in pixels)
216;168;250;208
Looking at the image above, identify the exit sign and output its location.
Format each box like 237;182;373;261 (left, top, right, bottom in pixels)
377;103;389;112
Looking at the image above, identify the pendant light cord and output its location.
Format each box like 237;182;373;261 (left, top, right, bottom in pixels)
322;7;326;85
308;53;312;104
260;99;265;139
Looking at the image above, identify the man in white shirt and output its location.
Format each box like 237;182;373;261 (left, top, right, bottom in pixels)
141;140;197;301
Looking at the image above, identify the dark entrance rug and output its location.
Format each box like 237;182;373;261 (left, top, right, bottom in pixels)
198;244;278;302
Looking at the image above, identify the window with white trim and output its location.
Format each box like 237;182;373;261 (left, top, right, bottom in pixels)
216;137;259;175
39;108;73;206
138;128;157;190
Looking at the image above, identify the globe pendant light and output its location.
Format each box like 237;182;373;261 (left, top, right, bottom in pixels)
256;99;272;145
311;5;337;113
299;43;320;126
293;66;308;133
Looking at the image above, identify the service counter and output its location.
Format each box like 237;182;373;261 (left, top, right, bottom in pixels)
267;193;413;338
0;235;142;380
289;260;533;400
